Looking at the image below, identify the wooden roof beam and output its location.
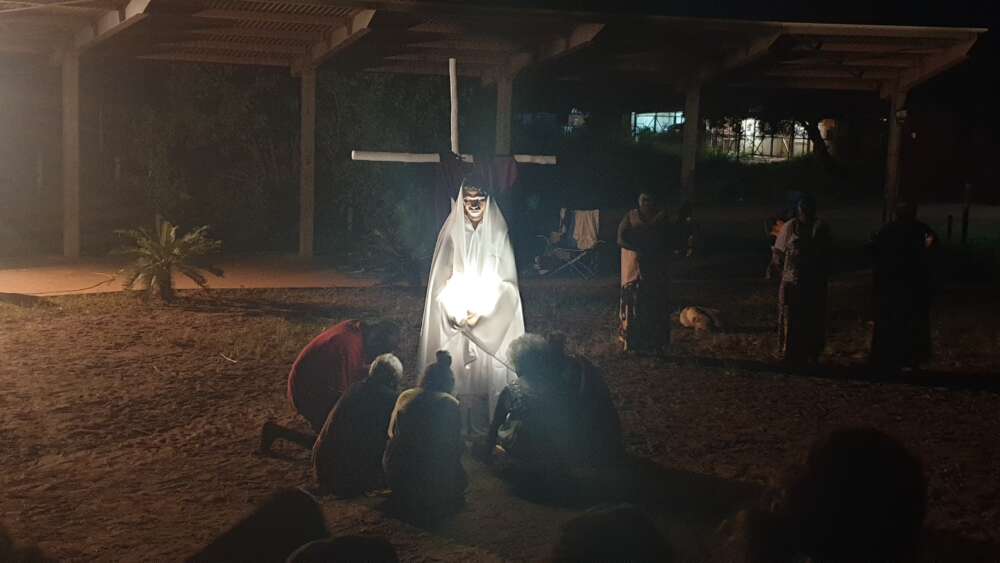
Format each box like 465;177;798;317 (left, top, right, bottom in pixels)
767;68;900;80
896;35;977;92
137;52;291;67
782;22;986;40
193;9;347;28
158;40;308;55
186;27;325;43
296;7;373;71
730;77;882;91
696;29;782;85
493;22;603;82
72;0;150;51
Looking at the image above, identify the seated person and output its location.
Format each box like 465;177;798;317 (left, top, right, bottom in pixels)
259;319;400;453
312;354;403;497
552;334;625;465
480;334;577;497
286;536;398;563
382;351;466;518
719;427;926;563
187;488;328;563
550;504;673;562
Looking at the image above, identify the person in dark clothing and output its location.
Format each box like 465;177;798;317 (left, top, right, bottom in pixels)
556;337;625;466
259;319;400;454
312;354;403;497
868;202;938;375
618;192;672;354
551;504;673;562
382;351;466;519
485;334;575;471
767;194;832;367
186;488;328;563
722;428;926;563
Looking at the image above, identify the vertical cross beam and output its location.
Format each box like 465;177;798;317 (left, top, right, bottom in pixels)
449;58;459;154
299;67;317;257
680;83;701;203
883;90;907;222
62;52;81;258
495;74;513;155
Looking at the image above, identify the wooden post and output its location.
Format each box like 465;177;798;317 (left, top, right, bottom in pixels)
680;83;701;201
299;67;316;258
449;58;459;154
883;90;907;223
62;52;81;259
495;73;512;155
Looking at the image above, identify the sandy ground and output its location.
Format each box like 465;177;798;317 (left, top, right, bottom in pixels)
1;263;999;561
0;254;376;296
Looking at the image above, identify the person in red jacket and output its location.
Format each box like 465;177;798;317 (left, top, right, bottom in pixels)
259;318;400;453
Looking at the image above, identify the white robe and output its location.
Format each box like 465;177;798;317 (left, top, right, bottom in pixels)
417;189;525;420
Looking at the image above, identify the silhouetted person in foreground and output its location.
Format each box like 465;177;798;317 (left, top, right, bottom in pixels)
383;351;466;520
767;194;831;367
259;319;400;453
286;536;398;563
187;488;328;563
481;334;576;497
869;202;938;375
312;354;403;497
1;523;49;563
479;334;625;502
721;427;926;563
551;504;673;562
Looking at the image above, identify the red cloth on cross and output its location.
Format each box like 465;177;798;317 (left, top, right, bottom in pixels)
286;319;367;431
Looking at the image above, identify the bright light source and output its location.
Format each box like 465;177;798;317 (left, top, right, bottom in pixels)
437;271;502;324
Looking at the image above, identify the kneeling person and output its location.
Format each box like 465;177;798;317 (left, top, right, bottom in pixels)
312;353;403;497
383;351;466;518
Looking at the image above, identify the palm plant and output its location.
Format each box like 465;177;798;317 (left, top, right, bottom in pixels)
116;221;223;302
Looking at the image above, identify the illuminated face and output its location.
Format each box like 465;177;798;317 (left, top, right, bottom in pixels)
463;188;487;225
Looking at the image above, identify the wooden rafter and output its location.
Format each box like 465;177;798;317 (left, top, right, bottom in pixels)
193;8;346;27
137;51;291;66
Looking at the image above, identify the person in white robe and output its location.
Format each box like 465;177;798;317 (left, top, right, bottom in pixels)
418;176;525;435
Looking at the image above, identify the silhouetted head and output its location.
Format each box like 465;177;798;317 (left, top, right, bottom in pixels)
797;194;817;222
551;504;673;562
363;320;400;362
638;192;659;217
187;488;328;563
368;353;403;391
784;427;927;562
419;350;455;394
894;202;917;223
461;175;489;226
508;333;563;384
286;536;398;563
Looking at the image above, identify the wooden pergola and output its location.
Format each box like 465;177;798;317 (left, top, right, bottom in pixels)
0;0;986;258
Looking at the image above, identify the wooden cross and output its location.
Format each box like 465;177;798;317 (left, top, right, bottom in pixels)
351;58;557;166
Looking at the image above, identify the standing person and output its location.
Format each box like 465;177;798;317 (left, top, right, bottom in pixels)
767;194;832;367
868;202;938;375
383;351;467;519
258;319;400;453
617;192;671;354
418;174;525;436
311;353;403;497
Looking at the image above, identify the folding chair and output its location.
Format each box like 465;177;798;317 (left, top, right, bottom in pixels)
532;208;604;279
